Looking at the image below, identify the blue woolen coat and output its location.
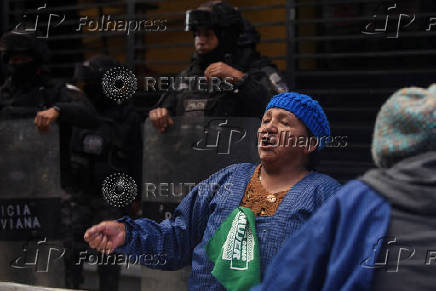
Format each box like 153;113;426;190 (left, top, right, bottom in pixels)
115;163;341;290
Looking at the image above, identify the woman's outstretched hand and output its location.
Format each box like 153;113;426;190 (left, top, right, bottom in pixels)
84;220;126;254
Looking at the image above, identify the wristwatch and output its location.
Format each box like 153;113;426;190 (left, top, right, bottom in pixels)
52;105;62;113
234;73;248;88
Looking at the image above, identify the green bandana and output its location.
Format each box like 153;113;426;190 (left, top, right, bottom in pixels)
206;207;260;291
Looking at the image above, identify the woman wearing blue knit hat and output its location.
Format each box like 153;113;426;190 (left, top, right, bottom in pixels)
253;86;436;291
84;92;340;291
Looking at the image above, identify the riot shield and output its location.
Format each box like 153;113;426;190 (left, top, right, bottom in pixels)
0;117;66;288
141;117;259;291
142;117;260;220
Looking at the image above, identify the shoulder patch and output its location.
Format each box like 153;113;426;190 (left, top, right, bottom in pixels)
65;83;82;92
261;66;289;93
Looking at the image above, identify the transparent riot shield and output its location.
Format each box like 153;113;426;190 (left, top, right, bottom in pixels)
0;117;66;288
142;117;260;220
141;117;260;290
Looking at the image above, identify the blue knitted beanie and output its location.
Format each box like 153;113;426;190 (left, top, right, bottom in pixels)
265;92;331;150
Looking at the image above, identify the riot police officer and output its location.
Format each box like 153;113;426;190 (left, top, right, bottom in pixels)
149;0;288;132
0;28;98;207
66;55;142;291
0;27;99;210
0;29;97;132
0;29;99;288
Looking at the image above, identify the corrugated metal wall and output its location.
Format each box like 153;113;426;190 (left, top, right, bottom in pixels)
2;0;435;182
288;0;436;182
2;0;288;75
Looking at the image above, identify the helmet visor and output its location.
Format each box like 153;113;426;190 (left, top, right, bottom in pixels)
185;9;213;32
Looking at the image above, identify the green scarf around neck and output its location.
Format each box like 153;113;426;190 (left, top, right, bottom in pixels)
206;207;260;291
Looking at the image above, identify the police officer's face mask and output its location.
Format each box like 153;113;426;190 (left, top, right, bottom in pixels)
6;60;38;83
83;81;112;108
194;28;219;54
83;82;102;99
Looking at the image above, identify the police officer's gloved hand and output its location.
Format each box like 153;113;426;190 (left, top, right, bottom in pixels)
34;107;60;132
204;61;244;82
149;107;174;133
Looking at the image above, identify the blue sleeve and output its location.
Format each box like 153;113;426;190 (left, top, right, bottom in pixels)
114;165;236;270
252;180;391;291
313;174;341;208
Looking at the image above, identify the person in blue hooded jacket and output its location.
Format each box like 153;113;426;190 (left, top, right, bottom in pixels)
83;92;341;290
253;85;436;291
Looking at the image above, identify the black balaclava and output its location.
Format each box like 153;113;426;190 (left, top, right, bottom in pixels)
0;30;48;86
6;60;39;85
74;55;120;109
194;30;225;69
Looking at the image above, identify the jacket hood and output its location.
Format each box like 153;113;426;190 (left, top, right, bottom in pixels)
361;151;436;215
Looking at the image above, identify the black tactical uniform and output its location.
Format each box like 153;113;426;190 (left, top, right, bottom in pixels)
0;75;97;127
159;1;288;118
0;29;98;147
0;30;98;193
66;55;142;291
0;30;97;127
0;29;98;289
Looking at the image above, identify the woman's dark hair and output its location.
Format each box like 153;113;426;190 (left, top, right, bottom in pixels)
307;147;320;171
305;127;321;171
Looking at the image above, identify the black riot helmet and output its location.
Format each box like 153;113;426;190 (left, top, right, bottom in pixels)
74;55;120;84
73;55;120;106
237;18;260;48
0;29;49;65
185;1;243;55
